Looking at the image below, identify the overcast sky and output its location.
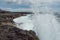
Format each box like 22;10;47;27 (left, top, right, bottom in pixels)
0;0;60;12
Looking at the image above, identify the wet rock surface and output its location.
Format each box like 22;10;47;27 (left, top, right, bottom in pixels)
0;12;32;25
0;25;39;40
0;11;39;40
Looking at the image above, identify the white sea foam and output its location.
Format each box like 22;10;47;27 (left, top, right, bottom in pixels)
13;0;60;40
13;14;34;30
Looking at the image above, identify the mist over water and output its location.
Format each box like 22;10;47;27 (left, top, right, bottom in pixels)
32;13;60;40
13;0;60;40
30;0;60;40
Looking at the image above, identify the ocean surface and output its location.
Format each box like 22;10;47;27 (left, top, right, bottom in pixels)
13;13;60;40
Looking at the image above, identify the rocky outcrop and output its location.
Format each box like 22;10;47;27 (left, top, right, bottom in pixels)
0;9;32;25
0;10;39;40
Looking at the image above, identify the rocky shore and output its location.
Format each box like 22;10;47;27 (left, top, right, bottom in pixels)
0;10;39;40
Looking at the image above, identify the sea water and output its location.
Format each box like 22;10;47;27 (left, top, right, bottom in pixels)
13;0;60;40
28;0;60;40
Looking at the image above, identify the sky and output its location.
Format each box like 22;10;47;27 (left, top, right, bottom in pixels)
0;0;60;12
0;0;32;12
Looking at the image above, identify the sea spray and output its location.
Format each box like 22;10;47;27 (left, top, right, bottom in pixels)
29;0;60;40
13;0;60;40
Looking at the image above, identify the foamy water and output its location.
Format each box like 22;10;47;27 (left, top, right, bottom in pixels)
13;0;60;40
32;13;60;40
13;13;60;40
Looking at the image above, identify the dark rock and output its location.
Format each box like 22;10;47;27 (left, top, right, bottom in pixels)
0;25;39;40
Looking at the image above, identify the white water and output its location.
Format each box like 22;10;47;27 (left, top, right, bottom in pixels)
13;0;60;40
29;0;60;40
32;13;60;40
13;13;60;40
13;14;34;30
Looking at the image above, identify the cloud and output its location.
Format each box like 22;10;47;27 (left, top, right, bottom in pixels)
4;0;31;5
1;0;60;12
3;0;60;6
0;0;32;12
5;0;53;6
28;0;54;5
5;0;22;4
